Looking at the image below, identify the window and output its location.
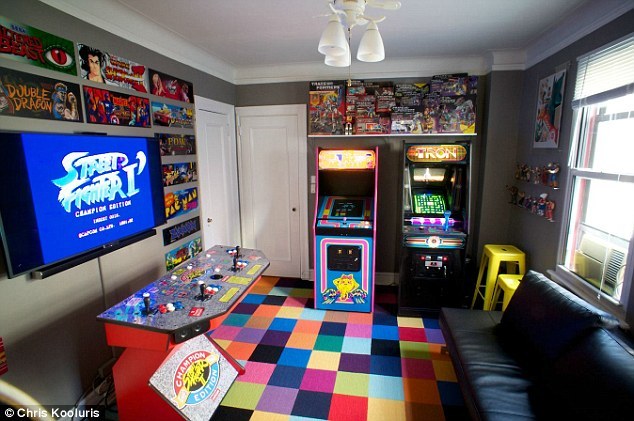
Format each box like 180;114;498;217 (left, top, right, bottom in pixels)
555;34;634;321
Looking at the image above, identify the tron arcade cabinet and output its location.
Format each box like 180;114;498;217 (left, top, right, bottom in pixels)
314;148;378;312
399;142;470;315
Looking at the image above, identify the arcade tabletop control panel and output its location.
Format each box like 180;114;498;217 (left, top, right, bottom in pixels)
97;244;270;344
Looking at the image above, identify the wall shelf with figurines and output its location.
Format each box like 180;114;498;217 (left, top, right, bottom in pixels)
514;162;560;189
505;186;556;222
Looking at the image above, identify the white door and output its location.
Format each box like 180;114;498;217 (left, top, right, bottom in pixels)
236;105;308;278
195;96;241;249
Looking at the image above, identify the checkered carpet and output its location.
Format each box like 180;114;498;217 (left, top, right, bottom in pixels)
208;276;467;420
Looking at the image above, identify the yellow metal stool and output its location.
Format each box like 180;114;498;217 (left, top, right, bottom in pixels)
489;274;523;311
470;244;526;310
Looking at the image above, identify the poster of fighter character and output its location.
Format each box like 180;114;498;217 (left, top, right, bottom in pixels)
0;16;76;75
83;86;150;127
77;43;149;93
0;67;82;122
149;69;194;103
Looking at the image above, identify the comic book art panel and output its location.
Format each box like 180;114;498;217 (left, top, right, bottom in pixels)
157;133;196;156
78;43;148;93
534;70;566;149
149;69;194;103
162;162;198;187
152;101;194;128
0;16;76;75
0;67;82;122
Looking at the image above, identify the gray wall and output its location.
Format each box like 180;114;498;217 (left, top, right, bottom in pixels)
237;80;487;276
509;9;634;274
0;0;234;407
1;0;632;409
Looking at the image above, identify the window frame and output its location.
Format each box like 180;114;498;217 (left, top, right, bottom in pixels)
552;97;634;325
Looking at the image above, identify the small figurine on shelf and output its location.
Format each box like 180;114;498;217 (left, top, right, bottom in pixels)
537;193;548;216
521;164;531;182
533;166;542;184
517;191;526;207
546;162;560;188
545;199;556;221
515;163;522;180
506;185;519;204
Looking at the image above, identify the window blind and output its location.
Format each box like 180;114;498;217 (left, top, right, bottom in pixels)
572;33;634;108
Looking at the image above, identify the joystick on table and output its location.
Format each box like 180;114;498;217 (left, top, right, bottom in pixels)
142;292;152;315
235;245;241;258
232;255;238;272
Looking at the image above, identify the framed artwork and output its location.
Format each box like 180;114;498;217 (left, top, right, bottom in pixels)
534;70;566;148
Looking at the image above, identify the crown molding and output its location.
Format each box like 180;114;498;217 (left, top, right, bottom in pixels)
37;0;236;83
524;0;634;69
37;0;634;84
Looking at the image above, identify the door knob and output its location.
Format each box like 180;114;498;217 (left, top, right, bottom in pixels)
292;208;297;212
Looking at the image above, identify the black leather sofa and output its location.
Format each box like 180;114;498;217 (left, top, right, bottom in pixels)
439;270;634;420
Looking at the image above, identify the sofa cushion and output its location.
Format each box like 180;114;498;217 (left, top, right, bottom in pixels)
545;327;634;420
499;270;619;365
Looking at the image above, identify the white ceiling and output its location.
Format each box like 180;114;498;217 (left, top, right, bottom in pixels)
40;0;634;84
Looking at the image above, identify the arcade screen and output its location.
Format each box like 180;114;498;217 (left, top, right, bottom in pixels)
413;167;446;183
0;132;166;278
331;199;364;218
413;193;446;215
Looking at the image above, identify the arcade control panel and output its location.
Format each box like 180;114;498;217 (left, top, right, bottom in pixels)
97;245;269;343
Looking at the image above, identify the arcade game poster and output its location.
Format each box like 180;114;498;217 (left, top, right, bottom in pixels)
163;162;198;187
0;16;76;75
164;237;203;271
157;133;196;156
534;70;566;148
0;67;82;122
165;187;198;220
152;101;194;128
83;86;150;127
149;69;194;103
77;43;148;93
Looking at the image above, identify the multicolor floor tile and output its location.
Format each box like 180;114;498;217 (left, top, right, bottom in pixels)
210;276;467;420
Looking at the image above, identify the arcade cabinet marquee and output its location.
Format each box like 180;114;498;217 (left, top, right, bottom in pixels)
314;148;378;313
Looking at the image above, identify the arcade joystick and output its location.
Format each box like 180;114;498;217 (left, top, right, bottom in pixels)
443;210;451;232
232;255;238;271
235;245;241;258
143;292;151;315
198;280;206;297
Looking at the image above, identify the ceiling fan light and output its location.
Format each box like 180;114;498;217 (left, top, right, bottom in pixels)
318;15;348;57
356;21;385;62
325;43;351;67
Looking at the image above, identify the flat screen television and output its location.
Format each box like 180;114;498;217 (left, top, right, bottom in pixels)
0;132;166;278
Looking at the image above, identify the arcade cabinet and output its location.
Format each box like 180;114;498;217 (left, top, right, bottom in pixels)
314;148;378;312
399;142;469;315
97;245;269;421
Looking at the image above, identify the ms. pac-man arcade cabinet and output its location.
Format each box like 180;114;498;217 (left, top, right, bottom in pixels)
314;148;378;312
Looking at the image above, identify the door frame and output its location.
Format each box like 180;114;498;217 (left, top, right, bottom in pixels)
194;95;241;249
235;104;309;280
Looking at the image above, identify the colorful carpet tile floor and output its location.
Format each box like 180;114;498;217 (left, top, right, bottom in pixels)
208;276;468;421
